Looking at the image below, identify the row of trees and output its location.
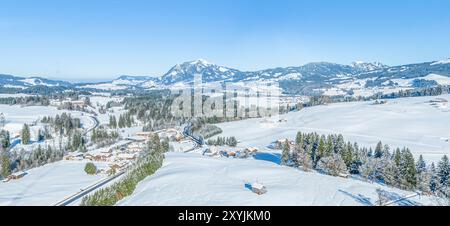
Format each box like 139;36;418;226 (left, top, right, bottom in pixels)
281;132;450;197
90;127;120;148
41;113;81;136
123;93;186;131
81;134;168;206
194;124;223;139
113;113;134;128
67;130;86;152
13;145;65;171
109;115;118;129
1;128;83;178
0;96;50;106
1;144;66;178
207;136;238;147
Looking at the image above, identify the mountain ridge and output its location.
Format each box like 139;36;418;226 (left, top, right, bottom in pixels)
1;59;450;96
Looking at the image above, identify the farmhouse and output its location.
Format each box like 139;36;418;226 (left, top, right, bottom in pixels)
117;153;137;161
65;152;84;161
67;100;86;108
85;153;112;162
135;131;154;140
127;143;144;153
245;147;258;153
251;183;267;195
9;171;27;180
245;182;267;195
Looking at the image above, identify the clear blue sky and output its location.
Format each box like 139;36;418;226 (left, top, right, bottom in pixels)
1;0;450;81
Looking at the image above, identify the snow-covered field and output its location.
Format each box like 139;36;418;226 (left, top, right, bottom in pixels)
215;95;450;163
0;161;107;206
118;152;436;206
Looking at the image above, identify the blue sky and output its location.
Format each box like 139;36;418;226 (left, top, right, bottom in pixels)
1;0;450;81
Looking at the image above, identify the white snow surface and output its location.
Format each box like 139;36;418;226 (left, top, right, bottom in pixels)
118;152;436;206
0;105;94;136
0;161;107;206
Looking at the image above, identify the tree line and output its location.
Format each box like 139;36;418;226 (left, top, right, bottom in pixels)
207;136;238;147
281;132;450;198
90;127;120;148
41;113;81;136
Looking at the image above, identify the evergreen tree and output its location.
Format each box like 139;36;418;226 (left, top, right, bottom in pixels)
148;133;162;153
21;124;31;145
295;132;303;145
1;153;11;178
367;148;373;157
341;142;354;168
228;137;237;147
0;130;10;149
71;130;84;151
281;139;290;166
374;141;383;158
111;116;117;128
401;148;417;189
84;162;97;175
326;135;334;156
37;129;44;142
118;115;125;128
429;163;439;193
416;155;427;174
316;135;327;161
334;134;345;154
437;155;450;186
91;128;97;142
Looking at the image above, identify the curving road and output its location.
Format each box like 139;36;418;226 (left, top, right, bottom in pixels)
83;115;99;135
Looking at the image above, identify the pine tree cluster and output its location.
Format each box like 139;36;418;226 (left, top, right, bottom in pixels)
283;131;450;196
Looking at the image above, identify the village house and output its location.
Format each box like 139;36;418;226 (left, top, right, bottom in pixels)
245;147;259;154
85;153;113;162
135;131;154;140
127;143;144;153
117;153;137;161
109;161;128;172
51;98;87;108
250;183;267;195
65;152;84;161
4;171;28;182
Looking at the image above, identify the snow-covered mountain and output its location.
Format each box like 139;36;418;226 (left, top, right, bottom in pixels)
1;59;450;96
160;59;244;84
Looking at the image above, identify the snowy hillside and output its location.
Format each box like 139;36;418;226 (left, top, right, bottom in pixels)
0;161;108;206
1;105;94;136
118;152;436;206
215;94;450;163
